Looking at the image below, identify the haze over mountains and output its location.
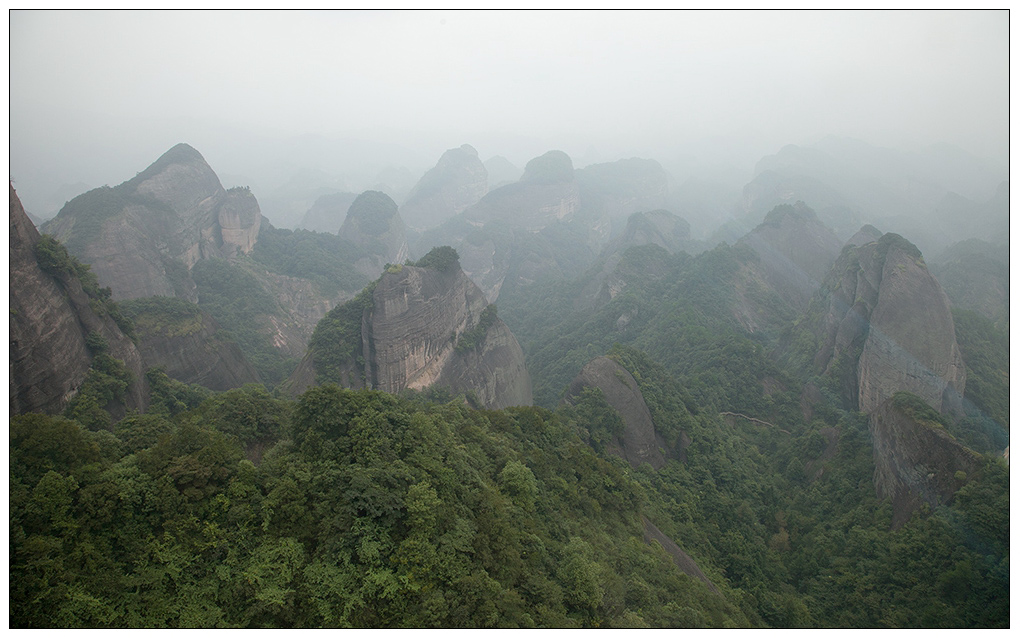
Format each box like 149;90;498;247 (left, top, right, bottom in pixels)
8;9;1009;630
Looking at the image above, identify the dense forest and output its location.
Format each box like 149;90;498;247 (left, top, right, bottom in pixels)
10;349;1008;627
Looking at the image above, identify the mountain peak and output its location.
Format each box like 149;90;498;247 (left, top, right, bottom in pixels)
521;150;574;184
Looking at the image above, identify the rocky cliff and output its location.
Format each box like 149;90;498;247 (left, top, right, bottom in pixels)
738;202;843;311
870;393;982;528
810;232;966;415
400;144;489;230
564;356;666;469
290;248;532;409
120;297;260;391
338;191;410;280
298;191;359;233
462;150;581;230
43;143;261;302
10;184;148;416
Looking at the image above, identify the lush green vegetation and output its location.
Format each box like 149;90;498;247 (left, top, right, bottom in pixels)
11;385;757;628
11;348;1008;628
952;309;1009;430
344;190;399;236
251;226;368;297
120;296;205;338
454;305;498;354
413;245;460;272
191;258;297;385
62;333;133;432
308;281;378;385
51;182;177;257
35;235;135;338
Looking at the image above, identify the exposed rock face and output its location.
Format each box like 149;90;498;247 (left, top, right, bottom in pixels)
43;143;261;302
738;202;843;311
870;393;982;528
257;268;353;358
641;516;720;595
123;300;261;391
298;191;359;233
565;356;666;469
10;184;148;416
845;224;883;249
616;209;692;255
290;251;532;409
338;191;410;280
400;144;489;230
811;233;966;415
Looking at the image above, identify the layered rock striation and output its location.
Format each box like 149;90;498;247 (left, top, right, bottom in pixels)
10;184;148;415
290;248;532;409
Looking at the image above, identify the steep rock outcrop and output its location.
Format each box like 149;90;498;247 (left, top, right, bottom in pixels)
400;144;488;230
43;143;261;302
462;151;580;230
616;209;692;255
10;184;148;416
121;298;260;391
564;356;666;469
870;393;982;528
289;248;532;409
298;191;359;233
641;517;721;595
338;191;410;280
738;202;843;311
844;224;883;249
811;233;966;415
574;211;691;309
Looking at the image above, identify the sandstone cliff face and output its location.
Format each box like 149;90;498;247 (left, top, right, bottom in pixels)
738;202;843;312
565;356;666;469
812;233;966;415
9;185;148;416
123;301;261;391
291;255;532;409
400;144;489;230
43;143;260;301
870;394;982;528
338;191;410;280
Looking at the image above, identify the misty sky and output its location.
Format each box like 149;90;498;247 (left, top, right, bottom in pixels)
8;9;1010;218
